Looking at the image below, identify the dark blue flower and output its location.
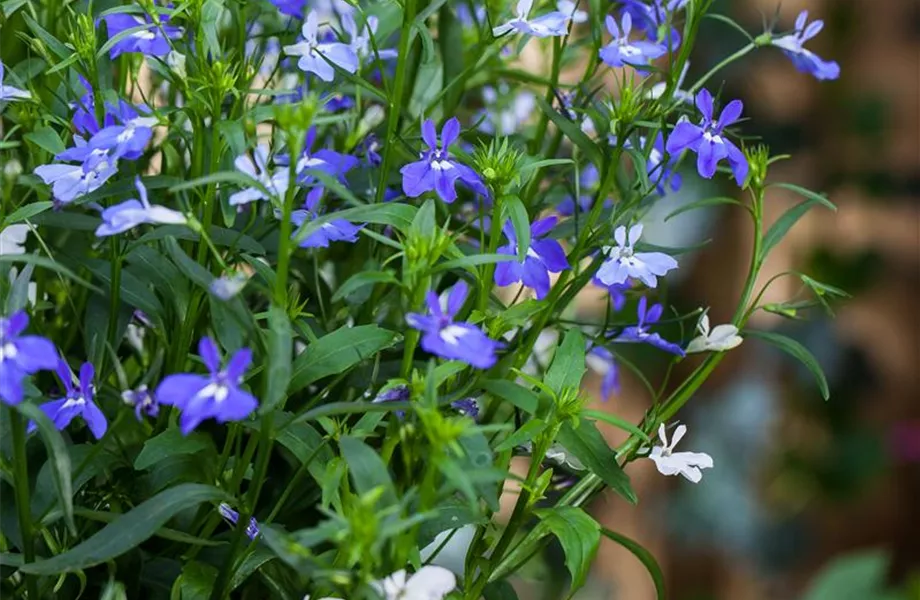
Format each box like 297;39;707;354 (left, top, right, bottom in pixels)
621;0;685;51
494;216;570;300
290;188;363;248
665;89;748;186
610;296;684;356
771;10;840;81
218;503;260;539
102;11;182;59
33;361;107;439
406;281;503;369
0;311;59;405
372;384;409;418
451;397;479;419
154;337;258;435
400;118;487;203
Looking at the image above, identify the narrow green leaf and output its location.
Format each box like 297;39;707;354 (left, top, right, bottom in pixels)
480;380;539;415
23;126;65;155
134;429;212;471
176;561;218;600
261;305;293;413
289;325;399;392
501;196;530;261
534;95;603;166
600;527;666;600
339;436;397;506
331;270;399;303
293;203;417;245
769;182;836;211
16;403;75;535
1;202;54;225
495;419;546;452
22;13;72;59
432;253;516;273
544;329;586;396
438;2;464;114
163;237;212;289
760;199;824;261
664;196;744;222
19;484;228;575
531;507;600;595
746;329;829;400
556;420;636;503
582;409;650;443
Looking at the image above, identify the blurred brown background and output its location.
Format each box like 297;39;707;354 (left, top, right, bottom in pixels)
568;0;919;598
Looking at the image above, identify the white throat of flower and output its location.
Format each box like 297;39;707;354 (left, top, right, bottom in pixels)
0;342;17;361
439;324;469;345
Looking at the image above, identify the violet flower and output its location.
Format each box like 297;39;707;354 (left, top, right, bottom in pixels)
771;10;840;81
494;216;570;300
229;144;290;206
102;11;182;58
596;224;677;288
621;0;685;51
665;89;749;186
34;361;107;439
611;296;684;356
599;13;667;69
643;132;682;194
154;337;258;435
33;151;119;207
290;187;363;248
400;118;487;203
218;503;261;539
0;62;30;102
342;13;398;63
87;105;158;160
492;0;571;38
451;397;480;419
295;126;359;184
585;345;619;401
122;385;159;421
406;281;503;369
0;311;59;405
96;177;186;236
283;11;358;82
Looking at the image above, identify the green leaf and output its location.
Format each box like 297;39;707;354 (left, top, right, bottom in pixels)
746;330;829;400
22;13;73;59
582;409;650;443
495;419;547;452
83;259;165;324
532;507;600;595
289;325;399;392
339;436;397;506
200;0;224;58
24;126;65;155
801;550;895;600
438;2;465;114
534;95;603;166
544;329;586;397
410;198;437;239
6;262;34;314
483;580;520;600
20;483;229;575
600;527;666;600
249;416;331;485
230;547;276;591
480;380;539;415
163;236;213;289
331;270;399;303
432;253;516;274
34;444;118;522
16;403;75;535
556;420;636;503
175;561;218;600
1;201;54;225
769;182;836;211
261;305;293;413
664;196;744;222
134;429;212;471
760;199;827;262
501;196;530;261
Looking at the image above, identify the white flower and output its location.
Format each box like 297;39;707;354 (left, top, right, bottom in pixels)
0;224;29;255
686;313;743;353
303;566;456;600
645;424;713;483
596;224;678;288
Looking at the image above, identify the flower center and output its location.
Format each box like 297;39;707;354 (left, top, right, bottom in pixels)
198;381;230;403
0;342;17;361
439;324;469;345
62;396;86;410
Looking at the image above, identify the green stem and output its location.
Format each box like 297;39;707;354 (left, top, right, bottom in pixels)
400;275;429;378
374;0;418;204
10;409;38;599
478;197;505;313
196;123;222;266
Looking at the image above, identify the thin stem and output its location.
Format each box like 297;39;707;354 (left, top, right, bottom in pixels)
10;409;39;599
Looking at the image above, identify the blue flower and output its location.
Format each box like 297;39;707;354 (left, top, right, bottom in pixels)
102;11;182;58
643;132;682;194
599;13;667;69
0;62;30;102
96;177;186;237
269;0;305;18
406;281;503;369
621;0;685;51
229;144;290;206
290;187;363;248
586;345;619;401
218;503;260;540
342;13;397;64
557;165;612;216
400;118;487;204
33;361;107;439
771;10;840;81
492;0;571;37
122;385;159;421
0;311;59;405
494;216;570;300
372;384;409;418
87;110;158;161
155;337;258;435
33;145;119;207
592;280;630;312
451;397;480;419
294;126;359;184
611;296;684;356
665;89;748;186
596;224;677;288
283;11;358;82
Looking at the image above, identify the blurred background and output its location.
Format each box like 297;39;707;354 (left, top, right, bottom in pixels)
519;0;920;598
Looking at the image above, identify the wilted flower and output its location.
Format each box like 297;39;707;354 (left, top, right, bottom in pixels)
771;10;840;81
401;118;487;203
494;216;569;300
599;12;667;69
96;177;186;236
686;313;743;353
585;345;619;401
406;281;503;369
665;89;749;186
596;224;678;288
33;361;107;439
0;311;59;405
154;337;258;434
283;12;358;82
644;423;713;483
492;0;571;38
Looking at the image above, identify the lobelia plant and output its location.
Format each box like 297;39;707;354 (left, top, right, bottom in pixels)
0;0;843;598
